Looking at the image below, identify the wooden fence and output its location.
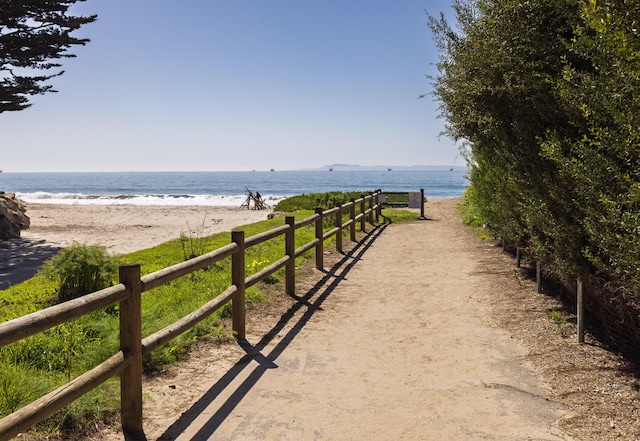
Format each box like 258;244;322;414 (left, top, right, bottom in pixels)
513;246;586;343
0;190;399;440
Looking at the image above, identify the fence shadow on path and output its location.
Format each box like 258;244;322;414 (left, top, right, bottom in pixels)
156;223;388;441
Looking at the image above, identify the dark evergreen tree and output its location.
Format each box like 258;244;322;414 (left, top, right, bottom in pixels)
0;0;96;112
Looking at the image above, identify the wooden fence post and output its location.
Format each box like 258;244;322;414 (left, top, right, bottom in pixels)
232;231;246;340
349;198;356;242
536;261;542;293
376;189;382;220
368;196;374;224
285;216;296;296
577;277;585;343
119;263;143;436
360;195;366;232
420;188;425;219
335;202;343;253
315;207;324;270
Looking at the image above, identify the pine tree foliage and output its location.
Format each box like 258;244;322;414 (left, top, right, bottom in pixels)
0;0;96;112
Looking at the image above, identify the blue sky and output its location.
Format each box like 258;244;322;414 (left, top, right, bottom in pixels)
1;1;459;172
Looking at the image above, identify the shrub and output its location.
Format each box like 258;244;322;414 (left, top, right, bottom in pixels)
40;242;118;303
273;191;370;212
179;217;210;260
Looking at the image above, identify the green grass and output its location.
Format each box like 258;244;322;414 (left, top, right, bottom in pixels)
379;207;420;224
273;191;374;212
382;193;411;206
0;193;420;436
456;187;493;240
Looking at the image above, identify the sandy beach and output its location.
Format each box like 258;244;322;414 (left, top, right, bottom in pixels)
0;203;273;289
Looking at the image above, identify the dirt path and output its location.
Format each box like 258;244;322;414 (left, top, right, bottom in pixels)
88;199;569;441
88;199;640;440
164;200;570;440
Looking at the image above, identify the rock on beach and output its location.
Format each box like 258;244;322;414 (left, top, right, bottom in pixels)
0;192;30;240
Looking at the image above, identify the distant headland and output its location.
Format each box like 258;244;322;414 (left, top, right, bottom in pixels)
294;164;466;172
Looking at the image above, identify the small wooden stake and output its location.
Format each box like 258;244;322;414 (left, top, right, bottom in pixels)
577;278;585;343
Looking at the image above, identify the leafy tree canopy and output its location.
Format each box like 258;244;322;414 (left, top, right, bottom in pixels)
428;0;640;280
429;0;640;357
427;0;640;358
0;0;96;112
427;0;586;266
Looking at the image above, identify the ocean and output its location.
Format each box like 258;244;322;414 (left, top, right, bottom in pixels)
0;169;468;207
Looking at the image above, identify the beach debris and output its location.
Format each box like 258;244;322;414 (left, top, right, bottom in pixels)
241;187;269;210
0;192;30;239
267;212;284;219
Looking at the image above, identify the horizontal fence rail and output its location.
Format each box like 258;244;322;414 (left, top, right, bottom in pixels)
0;189;425;440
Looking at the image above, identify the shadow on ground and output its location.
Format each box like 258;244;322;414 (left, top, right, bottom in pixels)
140;224;388;441
0;238;61;289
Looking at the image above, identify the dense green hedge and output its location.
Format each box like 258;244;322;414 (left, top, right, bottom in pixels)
430;0;640;357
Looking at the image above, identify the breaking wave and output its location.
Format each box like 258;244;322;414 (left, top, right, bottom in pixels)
16;192;286;207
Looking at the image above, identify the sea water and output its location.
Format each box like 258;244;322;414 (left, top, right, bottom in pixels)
0;169;468;207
